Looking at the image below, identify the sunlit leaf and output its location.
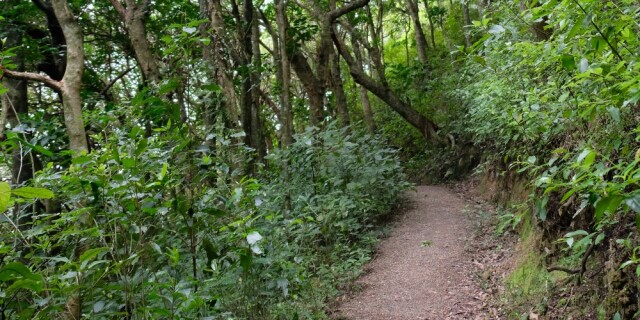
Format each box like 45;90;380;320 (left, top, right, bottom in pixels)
0;182;10;213
11;187;54;199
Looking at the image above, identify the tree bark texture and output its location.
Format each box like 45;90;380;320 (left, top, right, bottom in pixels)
275;0;293;146
110;0;161;83
51;0;88;154
330;47;350;127
406;0;430;64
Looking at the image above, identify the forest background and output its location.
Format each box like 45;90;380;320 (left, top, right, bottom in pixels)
1;0;640;318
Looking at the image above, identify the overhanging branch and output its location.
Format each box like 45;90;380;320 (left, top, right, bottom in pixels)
1;67;62;91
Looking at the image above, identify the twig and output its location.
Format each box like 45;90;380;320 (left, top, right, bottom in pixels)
571;0;624;62
547;243;595;285
98;66;134;98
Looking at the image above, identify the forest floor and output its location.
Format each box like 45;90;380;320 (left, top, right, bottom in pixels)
332;184;516;319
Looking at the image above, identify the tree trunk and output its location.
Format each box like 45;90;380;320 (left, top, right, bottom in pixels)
423;0;437;49
462;1;472;47
333;30;439;141
291;0;369;128
250;6;265;161
352;40;376;133
1;24;42;230
52;0;88;154
109;0;161;84
201;0;241;129
275;0;293;146
241;0;255;153
290;51;325;127
330;47;350;127
406;0;430;64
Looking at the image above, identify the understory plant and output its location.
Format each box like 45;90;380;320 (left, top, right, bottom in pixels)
0;122;410;319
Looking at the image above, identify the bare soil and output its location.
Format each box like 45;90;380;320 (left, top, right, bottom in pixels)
333;185;510;319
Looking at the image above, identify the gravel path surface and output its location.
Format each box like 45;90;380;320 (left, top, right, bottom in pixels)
336;185;488;319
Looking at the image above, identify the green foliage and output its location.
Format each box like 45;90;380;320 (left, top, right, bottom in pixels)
0;123;409;319
445;0;640;316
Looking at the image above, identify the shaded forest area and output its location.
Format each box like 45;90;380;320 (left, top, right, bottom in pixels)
1;0;640;318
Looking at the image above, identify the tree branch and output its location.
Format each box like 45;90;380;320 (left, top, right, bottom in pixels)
327;0;370;22
547;243;595;286
0;67;62;91
331;29;439;141
109;0;127;19
99;66;135;98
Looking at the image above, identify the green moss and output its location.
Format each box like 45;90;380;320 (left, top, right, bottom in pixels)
502;212;555;315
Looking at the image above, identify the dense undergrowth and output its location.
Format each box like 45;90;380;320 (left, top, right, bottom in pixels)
436;0;640;317
0;124;409;319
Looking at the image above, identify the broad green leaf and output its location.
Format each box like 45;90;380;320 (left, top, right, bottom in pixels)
473;55;486;66
247;231;262;245
595;233;605;245
567;18;584;38
6;278;44;293
80;247;110;270
159;163;168;180
579;57;589;73
566;237;574;248
182;26;197;34
607;106;621;123
535;196;548;221
0;182;10;213
71;155;92;165
488;24;505;34
122;157;136;169
561;188;576;202
561;54;575;70
625;195;640;213
0;262;43;289
93;301;106;313
577;149;596;167
595;196;623;222
565;230;589;238
11;187;54;199
135;138;148;156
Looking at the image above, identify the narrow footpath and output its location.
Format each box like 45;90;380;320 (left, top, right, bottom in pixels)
336;185;491;319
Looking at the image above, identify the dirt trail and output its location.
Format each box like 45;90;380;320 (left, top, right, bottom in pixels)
336;185;489;319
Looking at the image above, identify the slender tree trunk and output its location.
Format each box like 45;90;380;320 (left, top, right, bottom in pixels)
241;0;255;155
462;1;472;47
423;0;437;48
406;0;430;64
330;47;350;127
1;24;42;231
359;85;376;133
52;0;88;154
250;6;265;161
351;40;376;133
275;0;293;146
202;0;241;129
436;0;451;52
291;0;369;128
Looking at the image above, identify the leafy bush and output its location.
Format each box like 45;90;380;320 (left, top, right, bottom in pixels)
447;0;640;316
0;123;409;319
